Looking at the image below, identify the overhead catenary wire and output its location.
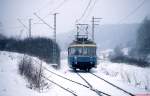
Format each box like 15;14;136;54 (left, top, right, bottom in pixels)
35;0;68;22
33;0;68;24
17;19;29;30
83;0;98;22
17;18;33;38
14;0;67;40
118;0;146;24
17;0;55;23
35;0;56;13
49;0;68;14
76;0;93;23
34;13;54;30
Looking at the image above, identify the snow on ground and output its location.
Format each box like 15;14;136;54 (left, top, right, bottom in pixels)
0;51;97;96
0;51;150;96
59;59;150;96
97;60;150;92
98;49;150;92
0;51;58;96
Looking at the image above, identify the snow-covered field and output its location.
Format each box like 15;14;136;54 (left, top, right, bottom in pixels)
0;51;150;96
97;60;150;91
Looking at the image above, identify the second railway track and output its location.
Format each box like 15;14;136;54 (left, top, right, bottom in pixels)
89;73;135;96
76;72;110;96
75;71;135;96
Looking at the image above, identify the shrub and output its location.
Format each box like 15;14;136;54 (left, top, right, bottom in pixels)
18;55;48;91
0;37;60;66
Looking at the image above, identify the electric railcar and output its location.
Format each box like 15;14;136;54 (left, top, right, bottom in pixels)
68;35;97;71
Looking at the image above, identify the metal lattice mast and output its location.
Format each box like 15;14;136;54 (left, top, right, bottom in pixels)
29;18;32;39
91;16;102;41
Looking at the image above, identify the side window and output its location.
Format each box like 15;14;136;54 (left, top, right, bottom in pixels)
93;48;96;55
79;48;82;55
75;47;82;55
92;48;96;55
87;47;96;56
71;48;76;55
87;47;91;56
69;48;75;55
83;47;87;55
75;48;79;55
90;48;93;56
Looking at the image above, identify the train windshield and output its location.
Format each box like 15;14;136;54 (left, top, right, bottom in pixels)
69;47;96;56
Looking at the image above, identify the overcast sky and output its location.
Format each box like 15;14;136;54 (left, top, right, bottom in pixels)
0;0;150;38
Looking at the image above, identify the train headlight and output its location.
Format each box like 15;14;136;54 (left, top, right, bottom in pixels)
74;56;77;60
75;61;77;64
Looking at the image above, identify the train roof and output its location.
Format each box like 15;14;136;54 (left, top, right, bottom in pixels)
69;36;96;48
71;39;96;44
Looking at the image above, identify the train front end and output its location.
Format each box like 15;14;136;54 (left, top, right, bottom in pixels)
68;42;97;71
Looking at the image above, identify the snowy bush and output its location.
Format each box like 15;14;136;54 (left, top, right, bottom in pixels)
110;47;149;67
109;46;126;63
18;55;48;92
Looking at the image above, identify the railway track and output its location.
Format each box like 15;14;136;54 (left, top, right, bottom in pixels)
75;71;135;96
43;67;111;96
76;72;109;96
76;72;93;88
41;74;78;96
89;73;135;96
31;59;79;96
43;67;88;88
33;58;134;96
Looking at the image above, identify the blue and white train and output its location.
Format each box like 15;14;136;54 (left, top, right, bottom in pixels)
68;35;97;71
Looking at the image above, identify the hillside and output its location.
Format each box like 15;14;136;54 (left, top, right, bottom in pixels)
0;37;60;64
